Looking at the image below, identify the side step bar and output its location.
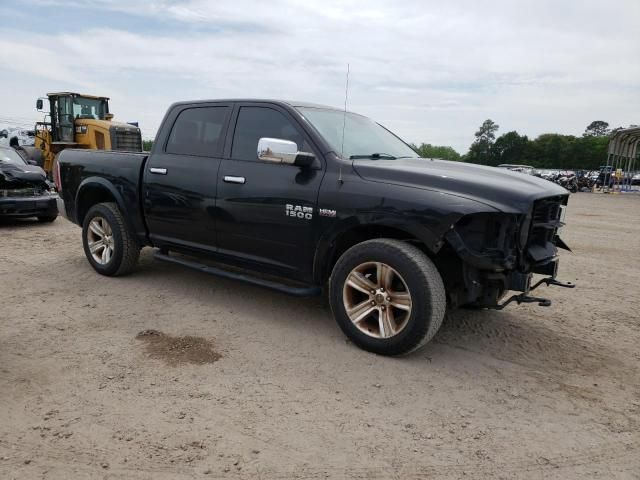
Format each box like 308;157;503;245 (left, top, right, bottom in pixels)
153;250;321;297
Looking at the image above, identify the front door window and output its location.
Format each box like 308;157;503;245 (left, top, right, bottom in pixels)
57;96;74;142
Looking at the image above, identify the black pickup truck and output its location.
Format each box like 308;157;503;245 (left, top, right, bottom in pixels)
55;99;573;355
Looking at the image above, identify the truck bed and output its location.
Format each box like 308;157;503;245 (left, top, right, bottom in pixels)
56;149;148;239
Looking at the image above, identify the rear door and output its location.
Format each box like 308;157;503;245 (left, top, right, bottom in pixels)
143;103;232;252
216;103;325;281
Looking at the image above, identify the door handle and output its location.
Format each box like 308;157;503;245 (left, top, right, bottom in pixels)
149;167;167;175
224;176;246;184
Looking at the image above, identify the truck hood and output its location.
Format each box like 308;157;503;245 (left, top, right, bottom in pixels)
352;158;568;213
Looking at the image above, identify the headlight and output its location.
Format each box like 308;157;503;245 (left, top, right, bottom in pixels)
556;205;567;235
454;212;520;252
75;125;88;134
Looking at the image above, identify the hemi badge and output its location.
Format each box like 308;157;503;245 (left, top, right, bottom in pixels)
319;208;337;218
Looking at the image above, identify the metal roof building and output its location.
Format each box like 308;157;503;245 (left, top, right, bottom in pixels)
604;126;640;192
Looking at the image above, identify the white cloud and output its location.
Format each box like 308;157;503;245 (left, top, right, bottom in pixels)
0;0;638;150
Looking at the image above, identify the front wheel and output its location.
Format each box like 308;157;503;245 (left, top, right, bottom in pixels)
82;202;140;276
329;239;446;356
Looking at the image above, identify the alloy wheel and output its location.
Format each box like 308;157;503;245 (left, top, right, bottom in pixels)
87;216;114;265
342;261;412;339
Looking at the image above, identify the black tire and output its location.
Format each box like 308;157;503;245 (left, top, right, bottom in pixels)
329;239;446;356
37;215;57;223
82;202;140;276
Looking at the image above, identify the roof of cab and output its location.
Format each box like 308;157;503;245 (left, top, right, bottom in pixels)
167;98;341;111
47;92;110;100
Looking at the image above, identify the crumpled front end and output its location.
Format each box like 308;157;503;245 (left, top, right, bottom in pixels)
0;161;49;188
442;194;573;308
0;163;58;218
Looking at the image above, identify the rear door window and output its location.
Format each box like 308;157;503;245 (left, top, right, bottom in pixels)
166;106;229;157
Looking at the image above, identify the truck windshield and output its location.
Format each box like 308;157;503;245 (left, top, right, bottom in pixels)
72;97;107;120
296;107;418;160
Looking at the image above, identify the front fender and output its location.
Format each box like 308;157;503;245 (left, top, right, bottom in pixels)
312;206;489;284
311;217;441;283
313;168;503;283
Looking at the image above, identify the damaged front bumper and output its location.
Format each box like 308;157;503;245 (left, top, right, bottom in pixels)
444;195;575;309
0;194;58;218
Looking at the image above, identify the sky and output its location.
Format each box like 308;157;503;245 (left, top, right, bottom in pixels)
0;0;638;153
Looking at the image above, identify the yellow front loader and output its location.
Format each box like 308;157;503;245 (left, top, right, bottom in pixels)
33;92;142;173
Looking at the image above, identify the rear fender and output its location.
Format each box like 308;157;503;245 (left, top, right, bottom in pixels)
75;177;128;226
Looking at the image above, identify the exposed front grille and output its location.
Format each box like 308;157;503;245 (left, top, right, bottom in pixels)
532;197;562;226
0;188;47;198
527;195;565;262
111;127;142;152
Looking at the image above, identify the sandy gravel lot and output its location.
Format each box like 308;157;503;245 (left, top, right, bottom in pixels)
1;193;639;479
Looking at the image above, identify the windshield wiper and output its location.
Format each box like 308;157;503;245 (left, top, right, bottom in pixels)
349;153;397;160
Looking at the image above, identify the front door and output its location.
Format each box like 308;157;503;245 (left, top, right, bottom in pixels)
143;103;232;252
216;104;325;281
56;96;74;142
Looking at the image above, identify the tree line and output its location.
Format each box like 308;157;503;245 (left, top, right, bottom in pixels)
411;120;620;170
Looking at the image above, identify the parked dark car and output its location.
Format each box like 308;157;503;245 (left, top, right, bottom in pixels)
0;145;58;222
55;99;573;355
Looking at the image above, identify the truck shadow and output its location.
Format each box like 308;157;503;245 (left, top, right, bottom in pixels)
128;248;334;324
128;249;622;378
0;217;52;228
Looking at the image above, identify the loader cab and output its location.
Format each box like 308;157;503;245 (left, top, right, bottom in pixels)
40;92;110;143
34;91;141;174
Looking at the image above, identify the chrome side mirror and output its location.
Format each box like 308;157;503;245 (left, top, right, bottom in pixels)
257;137;315;167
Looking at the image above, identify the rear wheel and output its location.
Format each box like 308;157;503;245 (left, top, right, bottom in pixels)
82;202;140;276
329;239;446;356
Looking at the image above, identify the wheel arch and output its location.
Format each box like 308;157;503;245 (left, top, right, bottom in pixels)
313;222;443;284
75;177;127;226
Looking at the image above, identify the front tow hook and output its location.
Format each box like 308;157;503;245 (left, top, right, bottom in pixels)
530;277;576;290
490;275;576;310
490;293;552;310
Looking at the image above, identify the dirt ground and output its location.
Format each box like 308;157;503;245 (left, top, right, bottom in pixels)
1;193;639;479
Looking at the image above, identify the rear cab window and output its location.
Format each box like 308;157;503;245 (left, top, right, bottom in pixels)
166;106;230;157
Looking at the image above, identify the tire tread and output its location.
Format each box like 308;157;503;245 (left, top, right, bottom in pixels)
101;202;140;276
83;202;139;276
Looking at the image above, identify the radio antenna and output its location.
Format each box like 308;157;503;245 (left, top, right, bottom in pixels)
338;63;350;184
